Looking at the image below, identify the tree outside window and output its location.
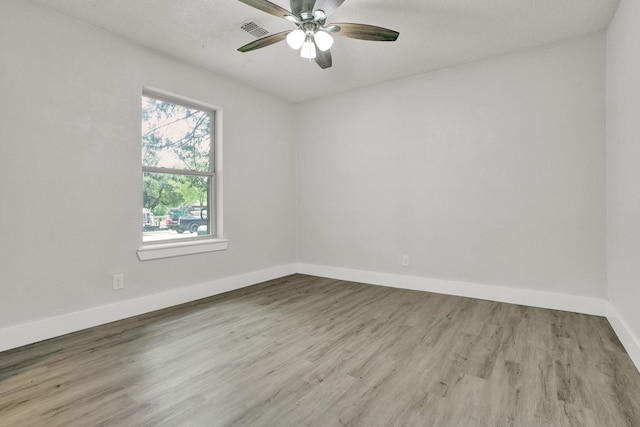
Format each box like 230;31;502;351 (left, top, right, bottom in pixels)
141;93;215;243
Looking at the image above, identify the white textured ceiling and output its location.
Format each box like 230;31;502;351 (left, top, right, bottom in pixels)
27;0;620;102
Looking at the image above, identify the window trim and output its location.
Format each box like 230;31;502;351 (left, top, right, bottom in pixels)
137;87;226;261
137;237;228;261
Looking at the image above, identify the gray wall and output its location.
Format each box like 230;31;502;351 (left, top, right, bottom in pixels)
296;34;607;297
607;0;640;348
0;0;296;328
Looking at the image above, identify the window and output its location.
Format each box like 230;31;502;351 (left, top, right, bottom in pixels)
137;89;226;260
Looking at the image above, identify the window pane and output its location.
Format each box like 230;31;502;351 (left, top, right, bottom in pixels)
142;172;211;242
141;96;211;172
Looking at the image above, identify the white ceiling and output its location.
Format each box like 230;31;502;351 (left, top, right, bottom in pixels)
27;0;620;102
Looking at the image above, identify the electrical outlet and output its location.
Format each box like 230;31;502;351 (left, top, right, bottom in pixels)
402;254;409;267
112;274;124;290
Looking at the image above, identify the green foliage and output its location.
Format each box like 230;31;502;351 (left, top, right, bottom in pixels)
152;205;168;217
141;96;211;213
143;172;184;212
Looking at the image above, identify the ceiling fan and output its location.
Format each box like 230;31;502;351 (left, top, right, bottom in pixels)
237;0;399;69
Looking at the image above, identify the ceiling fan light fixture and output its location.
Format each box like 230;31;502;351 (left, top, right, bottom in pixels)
314;30;333;51
236;0;400;69
300;37;317;59
286;29;305;50
313;9;326;22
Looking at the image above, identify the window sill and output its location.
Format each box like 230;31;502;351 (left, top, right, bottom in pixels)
137;238;228;261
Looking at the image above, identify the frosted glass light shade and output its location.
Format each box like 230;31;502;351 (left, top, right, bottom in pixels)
300;40;316;59
314;31;333;51
286;29;305;50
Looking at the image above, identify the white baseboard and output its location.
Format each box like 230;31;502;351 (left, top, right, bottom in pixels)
2;262;639;374
607;307;640;372
0;264;297;353
297;263;612;316
296;263;640;372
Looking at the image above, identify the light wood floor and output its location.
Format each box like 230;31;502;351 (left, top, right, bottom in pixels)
1;274;639;426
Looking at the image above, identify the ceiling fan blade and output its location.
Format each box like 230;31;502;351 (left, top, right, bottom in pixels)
331;23;399;41
237;31;290;52
291;0;316;16
314;49;332;69
314;0;345;16
237;0;292;20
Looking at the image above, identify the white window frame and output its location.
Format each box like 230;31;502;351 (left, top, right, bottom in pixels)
137;87;227;261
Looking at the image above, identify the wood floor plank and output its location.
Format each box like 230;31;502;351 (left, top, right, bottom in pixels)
1;274;640;426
